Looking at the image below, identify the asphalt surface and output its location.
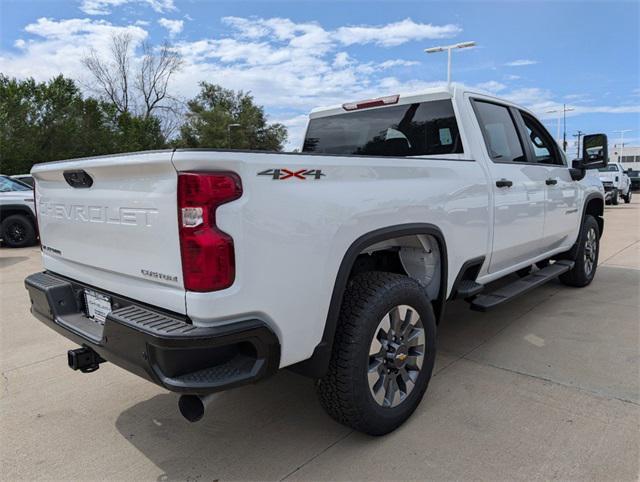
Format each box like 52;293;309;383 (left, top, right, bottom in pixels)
1;199;639;481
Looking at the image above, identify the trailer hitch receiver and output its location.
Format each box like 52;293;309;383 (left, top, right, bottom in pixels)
68;347;105;373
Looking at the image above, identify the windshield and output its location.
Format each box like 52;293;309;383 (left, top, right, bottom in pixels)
0;176;32;192
303;100;463;156
598;165;618;172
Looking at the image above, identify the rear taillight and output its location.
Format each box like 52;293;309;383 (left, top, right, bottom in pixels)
177;172;242;292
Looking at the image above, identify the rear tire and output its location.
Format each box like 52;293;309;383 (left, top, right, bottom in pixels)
559;215;599;287
623;191;632;204
1;214;36;248
317;272;437;435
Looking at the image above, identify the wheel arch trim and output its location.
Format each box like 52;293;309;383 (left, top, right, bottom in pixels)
582;192;605;238
291;223;448;379
0;204;35;222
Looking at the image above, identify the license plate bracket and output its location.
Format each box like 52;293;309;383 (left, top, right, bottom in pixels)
84;289;112;325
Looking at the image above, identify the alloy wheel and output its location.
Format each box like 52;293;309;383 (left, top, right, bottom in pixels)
6;221;26;244
368;305;425;408
583;227;597;276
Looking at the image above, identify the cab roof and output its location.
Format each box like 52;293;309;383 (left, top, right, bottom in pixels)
308;83;529;119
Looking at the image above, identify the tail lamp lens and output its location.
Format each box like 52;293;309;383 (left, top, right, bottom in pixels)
177;172;242;292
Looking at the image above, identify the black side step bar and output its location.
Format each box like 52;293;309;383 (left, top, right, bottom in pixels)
470;260;574;312
456;279;484;299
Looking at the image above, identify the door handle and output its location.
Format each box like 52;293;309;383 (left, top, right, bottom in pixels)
496;179;513;188
545;178;558;185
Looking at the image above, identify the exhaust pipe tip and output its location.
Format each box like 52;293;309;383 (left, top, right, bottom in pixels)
178;395;205;423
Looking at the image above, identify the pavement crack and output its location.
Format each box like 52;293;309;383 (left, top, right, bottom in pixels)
464;357;640;407
1;371;9;395
601;240;639;265
279;429;353;481
2;353;66;374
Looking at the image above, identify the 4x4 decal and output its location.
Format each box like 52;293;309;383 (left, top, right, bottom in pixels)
258;169;325;180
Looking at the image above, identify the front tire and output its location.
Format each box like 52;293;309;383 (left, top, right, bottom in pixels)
623;191;632;204
559;215;600;287
1;214;36;248
317;272;437;435
611;189;619;205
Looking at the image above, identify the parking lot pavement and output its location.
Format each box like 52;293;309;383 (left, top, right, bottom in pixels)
1;200;639;481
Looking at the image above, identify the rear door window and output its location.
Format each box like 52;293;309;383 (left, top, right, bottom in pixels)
472;100;526;163
303;99;463;156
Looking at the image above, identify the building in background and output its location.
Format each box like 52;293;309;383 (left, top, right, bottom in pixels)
610;145;640;169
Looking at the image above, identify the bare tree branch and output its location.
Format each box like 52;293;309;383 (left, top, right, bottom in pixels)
82;33;183;137
82;33;133;114
136;41;183;119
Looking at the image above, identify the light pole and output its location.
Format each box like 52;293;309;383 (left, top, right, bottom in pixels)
546;105;574;149
612;129;632;162
425;41;476;87
573;130;584;159
227;123;241;148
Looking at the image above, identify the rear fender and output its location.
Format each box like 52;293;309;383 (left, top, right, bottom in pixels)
291;223;447;379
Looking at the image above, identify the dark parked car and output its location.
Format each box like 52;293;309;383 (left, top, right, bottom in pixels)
627;169;640;192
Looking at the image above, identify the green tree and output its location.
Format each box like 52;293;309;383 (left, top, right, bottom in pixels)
177;83;287;150
0;75;166;174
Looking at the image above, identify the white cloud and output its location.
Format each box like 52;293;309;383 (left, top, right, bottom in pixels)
475;80;506;93
79;0;176;15
378;59;420;69
335;18;461;47
4;14;635;151
273;114;310;150
505;59;538;67
504;88;640;120
221;16;460;49
0;17;147;80
333;52;352;68
158;18;183;38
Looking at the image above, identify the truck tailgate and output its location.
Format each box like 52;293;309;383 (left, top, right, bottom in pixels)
32;151;186;314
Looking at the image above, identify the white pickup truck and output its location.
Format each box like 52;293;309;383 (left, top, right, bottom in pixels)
25;85;607;435
598;162;632;205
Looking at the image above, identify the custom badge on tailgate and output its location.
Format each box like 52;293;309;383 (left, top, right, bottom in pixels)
257;169;325;180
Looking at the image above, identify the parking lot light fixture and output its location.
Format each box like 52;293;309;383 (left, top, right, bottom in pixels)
546;105;574;150
425;41;476;87
613;129;633;162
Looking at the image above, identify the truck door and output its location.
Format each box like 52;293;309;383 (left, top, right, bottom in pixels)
516;110;580;251
471;99;547;274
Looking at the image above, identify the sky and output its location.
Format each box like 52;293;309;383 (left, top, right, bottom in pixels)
1;0;639;152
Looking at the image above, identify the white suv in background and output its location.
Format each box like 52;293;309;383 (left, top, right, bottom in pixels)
0;175;37;248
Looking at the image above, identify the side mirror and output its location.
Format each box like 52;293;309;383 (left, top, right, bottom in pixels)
581;133;608;170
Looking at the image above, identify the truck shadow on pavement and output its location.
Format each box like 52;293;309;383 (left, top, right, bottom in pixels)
111;280;561;480
114;370;356;481
111;287;546;481
113;266;639;480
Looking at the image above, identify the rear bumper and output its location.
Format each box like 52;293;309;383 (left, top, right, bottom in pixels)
24;271;280;394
